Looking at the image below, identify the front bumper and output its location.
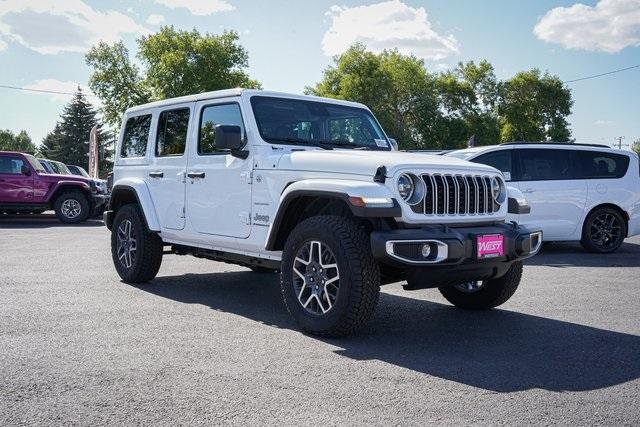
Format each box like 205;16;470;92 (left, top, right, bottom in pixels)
91;193;110;213
371;222;542;289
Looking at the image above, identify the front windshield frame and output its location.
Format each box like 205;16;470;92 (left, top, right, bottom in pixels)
250;95;391;151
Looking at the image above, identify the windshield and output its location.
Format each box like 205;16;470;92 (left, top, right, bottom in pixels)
39;159;54;173
250;96;390;150
50;161;71;175
24;154;45;173
69;165;89;177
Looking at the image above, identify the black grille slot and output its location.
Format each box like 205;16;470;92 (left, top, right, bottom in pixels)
433;175;445;214
423;175;434;214
456;175;467;214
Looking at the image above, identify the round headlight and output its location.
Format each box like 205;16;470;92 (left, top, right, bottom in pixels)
491;176;506;204
397;174;414;201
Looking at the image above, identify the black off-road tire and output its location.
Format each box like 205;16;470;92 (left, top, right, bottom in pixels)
53;191;90;224
111;204;163;283
439;261;523;309
280;215;380;338
580;207;626;254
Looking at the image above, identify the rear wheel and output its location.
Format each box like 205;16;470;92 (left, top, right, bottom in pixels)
280;215;380;337
54;191;90;223
580;207;626;253
439;261;523;309
111;204;163;283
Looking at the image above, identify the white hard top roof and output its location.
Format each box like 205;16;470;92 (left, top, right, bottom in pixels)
125;89;369;114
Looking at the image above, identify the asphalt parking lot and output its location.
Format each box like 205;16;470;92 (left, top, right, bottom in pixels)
1;214;640;425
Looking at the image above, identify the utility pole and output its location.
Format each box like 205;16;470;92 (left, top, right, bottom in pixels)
615;136;625;149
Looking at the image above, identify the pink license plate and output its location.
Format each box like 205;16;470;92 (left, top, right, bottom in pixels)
477;234;504;259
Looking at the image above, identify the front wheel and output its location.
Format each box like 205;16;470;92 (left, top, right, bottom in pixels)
280;215;380;337
580;207;626;253
111;204;163;283
54;191;90;223
439;261;523;309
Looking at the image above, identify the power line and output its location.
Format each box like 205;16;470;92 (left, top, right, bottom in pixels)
564;64;640;83
0;83;97;97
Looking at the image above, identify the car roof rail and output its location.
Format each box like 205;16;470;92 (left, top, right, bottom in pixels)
499;141;611;149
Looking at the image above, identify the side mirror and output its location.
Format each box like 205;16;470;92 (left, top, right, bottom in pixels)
388;138;399;151
502;171;512;182
215;125;243;151
21;165;31;176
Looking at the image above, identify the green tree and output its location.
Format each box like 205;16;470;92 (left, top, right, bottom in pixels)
307;44;441;149
0;129;38;154
498;69;573;142
40;88;112;175
436;60;500;147
86;26;261;129
631;138;640;155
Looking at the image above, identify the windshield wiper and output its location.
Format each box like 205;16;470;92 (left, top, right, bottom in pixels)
315;140;387;150
265;137;333;150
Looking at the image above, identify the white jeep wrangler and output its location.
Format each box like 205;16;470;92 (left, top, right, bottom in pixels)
105;89;542;337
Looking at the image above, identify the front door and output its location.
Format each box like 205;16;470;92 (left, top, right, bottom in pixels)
0;154;34;203
147;104;192;230
186;98;252;238
514;148;587;239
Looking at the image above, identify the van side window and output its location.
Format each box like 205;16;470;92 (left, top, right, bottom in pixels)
472;150;513;179
198;103;245;155
121;114;152;158
576;151;630;179
518;149;577;181
156;108;190;157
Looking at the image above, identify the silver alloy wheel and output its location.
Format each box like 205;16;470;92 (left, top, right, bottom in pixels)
454;280;485;293
292;240;340;315
116;219;137;269
61;198;81;219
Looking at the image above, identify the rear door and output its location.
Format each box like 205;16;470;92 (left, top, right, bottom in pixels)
514;148;587;239
185;98;252;238
0;154;34;203
147;104;193;230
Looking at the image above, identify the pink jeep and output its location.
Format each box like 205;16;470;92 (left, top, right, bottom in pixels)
0;151;109;223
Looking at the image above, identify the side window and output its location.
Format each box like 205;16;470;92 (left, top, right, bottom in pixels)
156;108;190;157
198;103;245;155
472;150;513;180
577;150;630;179
0;156;26;174
121;114;152;158
518;149;577;181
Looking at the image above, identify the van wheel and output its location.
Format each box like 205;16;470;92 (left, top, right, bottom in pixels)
54;191;89;223
581;207;626;253
439;261;523;309
111;204;163;283
280;215;380;337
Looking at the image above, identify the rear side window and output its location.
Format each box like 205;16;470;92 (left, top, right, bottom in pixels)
156;108;190;157
121;114;152;158
472;150;513;180
576;150;630;179
0;156;26;174
198;103;245;155
517;149;577;181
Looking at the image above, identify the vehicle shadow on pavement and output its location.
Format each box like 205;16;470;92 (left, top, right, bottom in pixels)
525;241;640;268
142;271;640;393
0;214;104;228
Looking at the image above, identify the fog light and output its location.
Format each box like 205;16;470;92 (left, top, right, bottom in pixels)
421;244;431;258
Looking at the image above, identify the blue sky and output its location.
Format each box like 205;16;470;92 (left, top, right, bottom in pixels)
0;0;638;149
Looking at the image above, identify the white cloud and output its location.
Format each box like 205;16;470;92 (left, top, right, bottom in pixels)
23;79;93;102
534;0;640;53
322;0;459;60
0;38;6;51
146;14;165;25
154;0;234;16
594;119;613;125
0;0;150;55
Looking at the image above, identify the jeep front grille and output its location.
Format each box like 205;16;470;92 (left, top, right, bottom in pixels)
411;174;496;216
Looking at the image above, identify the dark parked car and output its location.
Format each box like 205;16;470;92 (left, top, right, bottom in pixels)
0;151;108;223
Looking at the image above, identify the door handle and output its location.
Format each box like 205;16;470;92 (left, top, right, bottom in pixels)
522;188;535;194
187;171;206;179
149;171;164;178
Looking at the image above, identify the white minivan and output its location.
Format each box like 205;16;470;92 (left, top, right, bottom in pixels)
446;142;640;253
